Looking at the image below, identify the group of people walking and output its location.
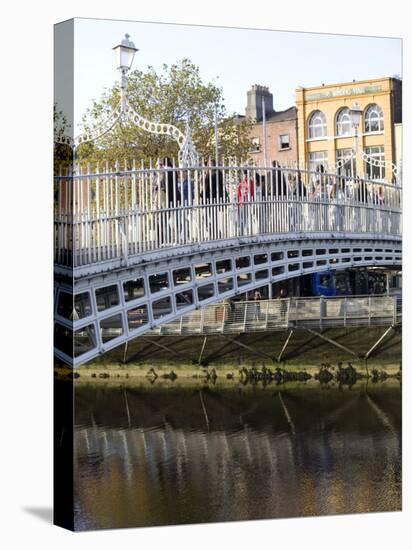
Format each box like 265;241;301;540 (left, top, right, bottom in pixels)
147;157;388;245
152;158;385;208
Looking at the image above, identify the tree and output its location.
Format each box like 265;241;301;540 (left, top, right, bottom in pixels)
77;59;253;165
54;104;73;173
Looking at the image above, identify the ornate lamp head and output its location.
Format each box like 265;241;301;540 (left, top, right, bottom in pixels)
113;34;139;72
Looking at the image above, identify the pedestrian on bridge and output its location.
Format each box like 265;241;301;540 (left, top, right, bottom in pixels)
202;159;227;204
271;161;287;197
165;157;181;208
253;290;262;321
279;288;288;321
179;170;195;243
237;172;255;235
270;161;287;233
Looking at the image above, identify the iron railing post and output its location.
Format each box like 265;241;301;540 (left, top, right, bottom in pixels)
56;163;401;269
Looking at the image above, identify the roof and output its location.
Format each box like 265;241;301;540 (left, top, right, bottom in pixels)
295;76;401;93
232;106;297;124
266;106;297;123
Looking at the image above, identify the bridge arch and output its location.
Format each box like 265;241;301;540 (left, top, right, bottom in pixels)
54;233;401;366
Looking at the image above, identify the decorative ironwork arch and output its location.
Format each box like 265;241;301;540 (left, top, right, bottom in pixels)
335;148;400;182
54;99;198;167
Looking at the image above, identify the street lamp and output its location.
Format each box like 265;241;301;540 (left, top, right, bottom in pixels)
113;34;139;109
113;33;139;71
349;102;362;151
56;33;198;166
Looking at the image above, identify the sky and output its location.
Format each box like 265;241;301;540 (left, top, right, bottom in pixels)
73;18;402;132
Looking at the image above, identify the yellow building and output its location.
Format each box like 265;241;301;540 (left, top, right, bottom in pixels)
296;77;402;182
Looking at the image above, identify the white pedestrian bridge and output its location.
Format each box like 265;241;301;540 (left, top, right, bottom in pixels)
53;162;402;366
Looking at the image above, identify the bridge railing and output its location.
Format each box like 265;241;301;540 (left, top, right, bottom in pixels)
152;295;401;336
54;161;402;268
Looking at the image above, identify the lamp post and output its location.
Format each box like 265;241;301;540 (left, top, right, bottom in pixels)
112;34;139;110
349;102;362;153
262;95;268;167
55;33;198;166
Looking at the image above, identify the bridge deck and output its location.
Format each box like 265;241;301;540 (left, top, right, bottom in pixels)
54;164;402;272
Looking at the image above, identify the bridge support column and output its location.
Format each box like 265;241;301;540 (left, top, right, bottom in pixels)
277;329;294;363
122;341;129;364
198;336;208;365
364;325;395;360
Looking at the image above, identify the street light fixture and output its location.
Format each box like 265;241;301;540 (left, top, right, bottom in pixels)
112;33;139;72
113;34;139;110
55;33;198;166
349;102;362;151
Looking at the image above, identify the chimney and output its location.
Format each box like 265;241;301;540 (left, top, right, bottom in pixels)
245;85;274;121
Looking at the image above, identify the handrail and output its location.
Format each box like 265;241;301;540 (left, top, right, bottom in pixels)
54;164;402;268
150;295;401;336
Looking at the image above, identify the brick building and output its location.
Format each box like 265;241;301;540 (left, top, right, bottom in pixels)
241;85;298;166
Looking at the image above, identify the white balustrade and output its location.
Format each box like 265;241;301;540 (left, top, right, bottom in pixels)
54;161;402;268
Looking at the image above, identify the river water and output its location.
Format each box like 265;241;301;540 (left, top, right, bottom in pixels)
73;379;401;530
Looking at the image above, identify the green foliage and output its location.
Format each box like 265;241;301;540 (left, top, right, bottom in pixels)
77;59;253;164
53;104;73;173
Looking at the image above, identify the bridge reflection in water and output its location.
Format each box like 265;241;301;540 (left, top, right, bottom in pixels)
73;382;401;530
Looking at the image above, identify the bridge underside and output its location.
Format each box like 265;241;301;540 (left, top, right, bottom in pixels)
54;232;401;367
106;325;402;367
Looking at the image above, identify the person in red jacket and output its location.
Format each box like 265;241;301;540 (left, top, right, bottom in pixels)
237;173;255;205
237;172;255;234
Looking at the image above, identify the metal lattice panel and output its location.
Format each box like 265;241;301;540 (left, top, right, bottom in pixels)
54;236;401;366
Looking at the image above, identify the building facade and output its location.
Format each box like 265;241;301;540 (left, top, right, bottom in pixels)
243;85;298;166
295;77;402;181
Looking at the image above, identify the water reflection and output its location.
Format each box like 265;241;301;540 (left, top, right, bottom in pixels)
74;380;401;530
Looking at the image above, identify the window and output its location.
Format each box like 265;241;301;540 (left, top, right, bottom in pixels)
123;278;145;302
309;151;328;172
149;272;169;294
198;284;215;301
256;269;269;280
236;256;250;269
364;104;384;133
173;268;191;286
308;110;327;138
249;137;260;152
152;297;172;319
365;146;385;181
271;251;284;262
95;285;119;312
287;250;299;259
336;107;352;136
279;134;290;149
218;277;233;293
336;148;356;177
195;263;212;279
57;291;92;320
100;314;123;343
175;290;194;309
216;259;232;274
254;253;268;265
237;273;252;286
272;266;285;276
127;305;149;331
